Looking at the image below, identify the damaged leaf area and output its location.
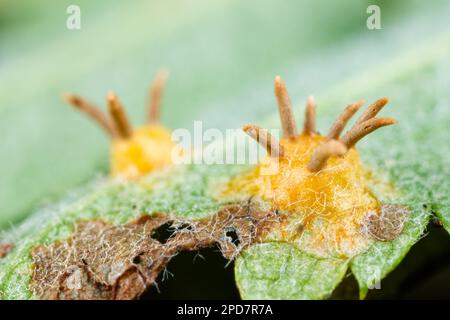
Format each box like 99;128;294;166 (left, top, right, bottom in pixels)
31;203;277;299
363;204;409;242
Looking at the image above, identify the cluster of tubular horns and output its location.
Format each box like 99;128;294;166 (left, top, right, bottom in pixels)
242;76;397;172
63;70;169;139
64;70;396;174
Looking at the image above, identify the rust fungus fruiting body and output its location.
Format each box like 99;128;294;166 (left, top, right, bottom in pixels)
110;124;177;178
228;76;399;258
64;69;181;179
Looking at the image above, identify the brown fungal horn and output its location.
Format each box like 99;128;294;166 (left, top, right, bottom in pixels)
242;124;284;158
63;93;117;138
326;100;365;140
107;91;133;139
307;139;347;172
303;95;316;135
354;96;389;126
341;117;397;148
274;76;297;139
148;69;169;124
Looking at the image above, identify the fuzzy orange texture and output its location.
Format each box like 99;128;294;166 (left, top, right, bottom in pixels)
110;124;181;179
226;134;379;258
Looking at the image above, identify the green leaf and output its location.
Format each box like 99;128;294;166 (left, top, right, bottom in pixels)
435;203;450;234
235;242;348;300
350;206;429;298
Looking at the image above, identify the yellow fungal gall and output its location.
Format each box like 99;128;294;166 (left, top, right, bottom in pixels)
64;69;180;179
227;76;397;258
110;124;177;178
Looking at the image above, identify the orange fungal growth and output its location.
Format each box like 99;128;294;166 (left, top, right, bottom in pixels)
64;69;181;179
231;76;397;258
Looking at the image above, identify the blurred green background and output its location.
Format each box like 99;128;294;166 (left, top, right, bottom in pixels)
0;0;448;227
